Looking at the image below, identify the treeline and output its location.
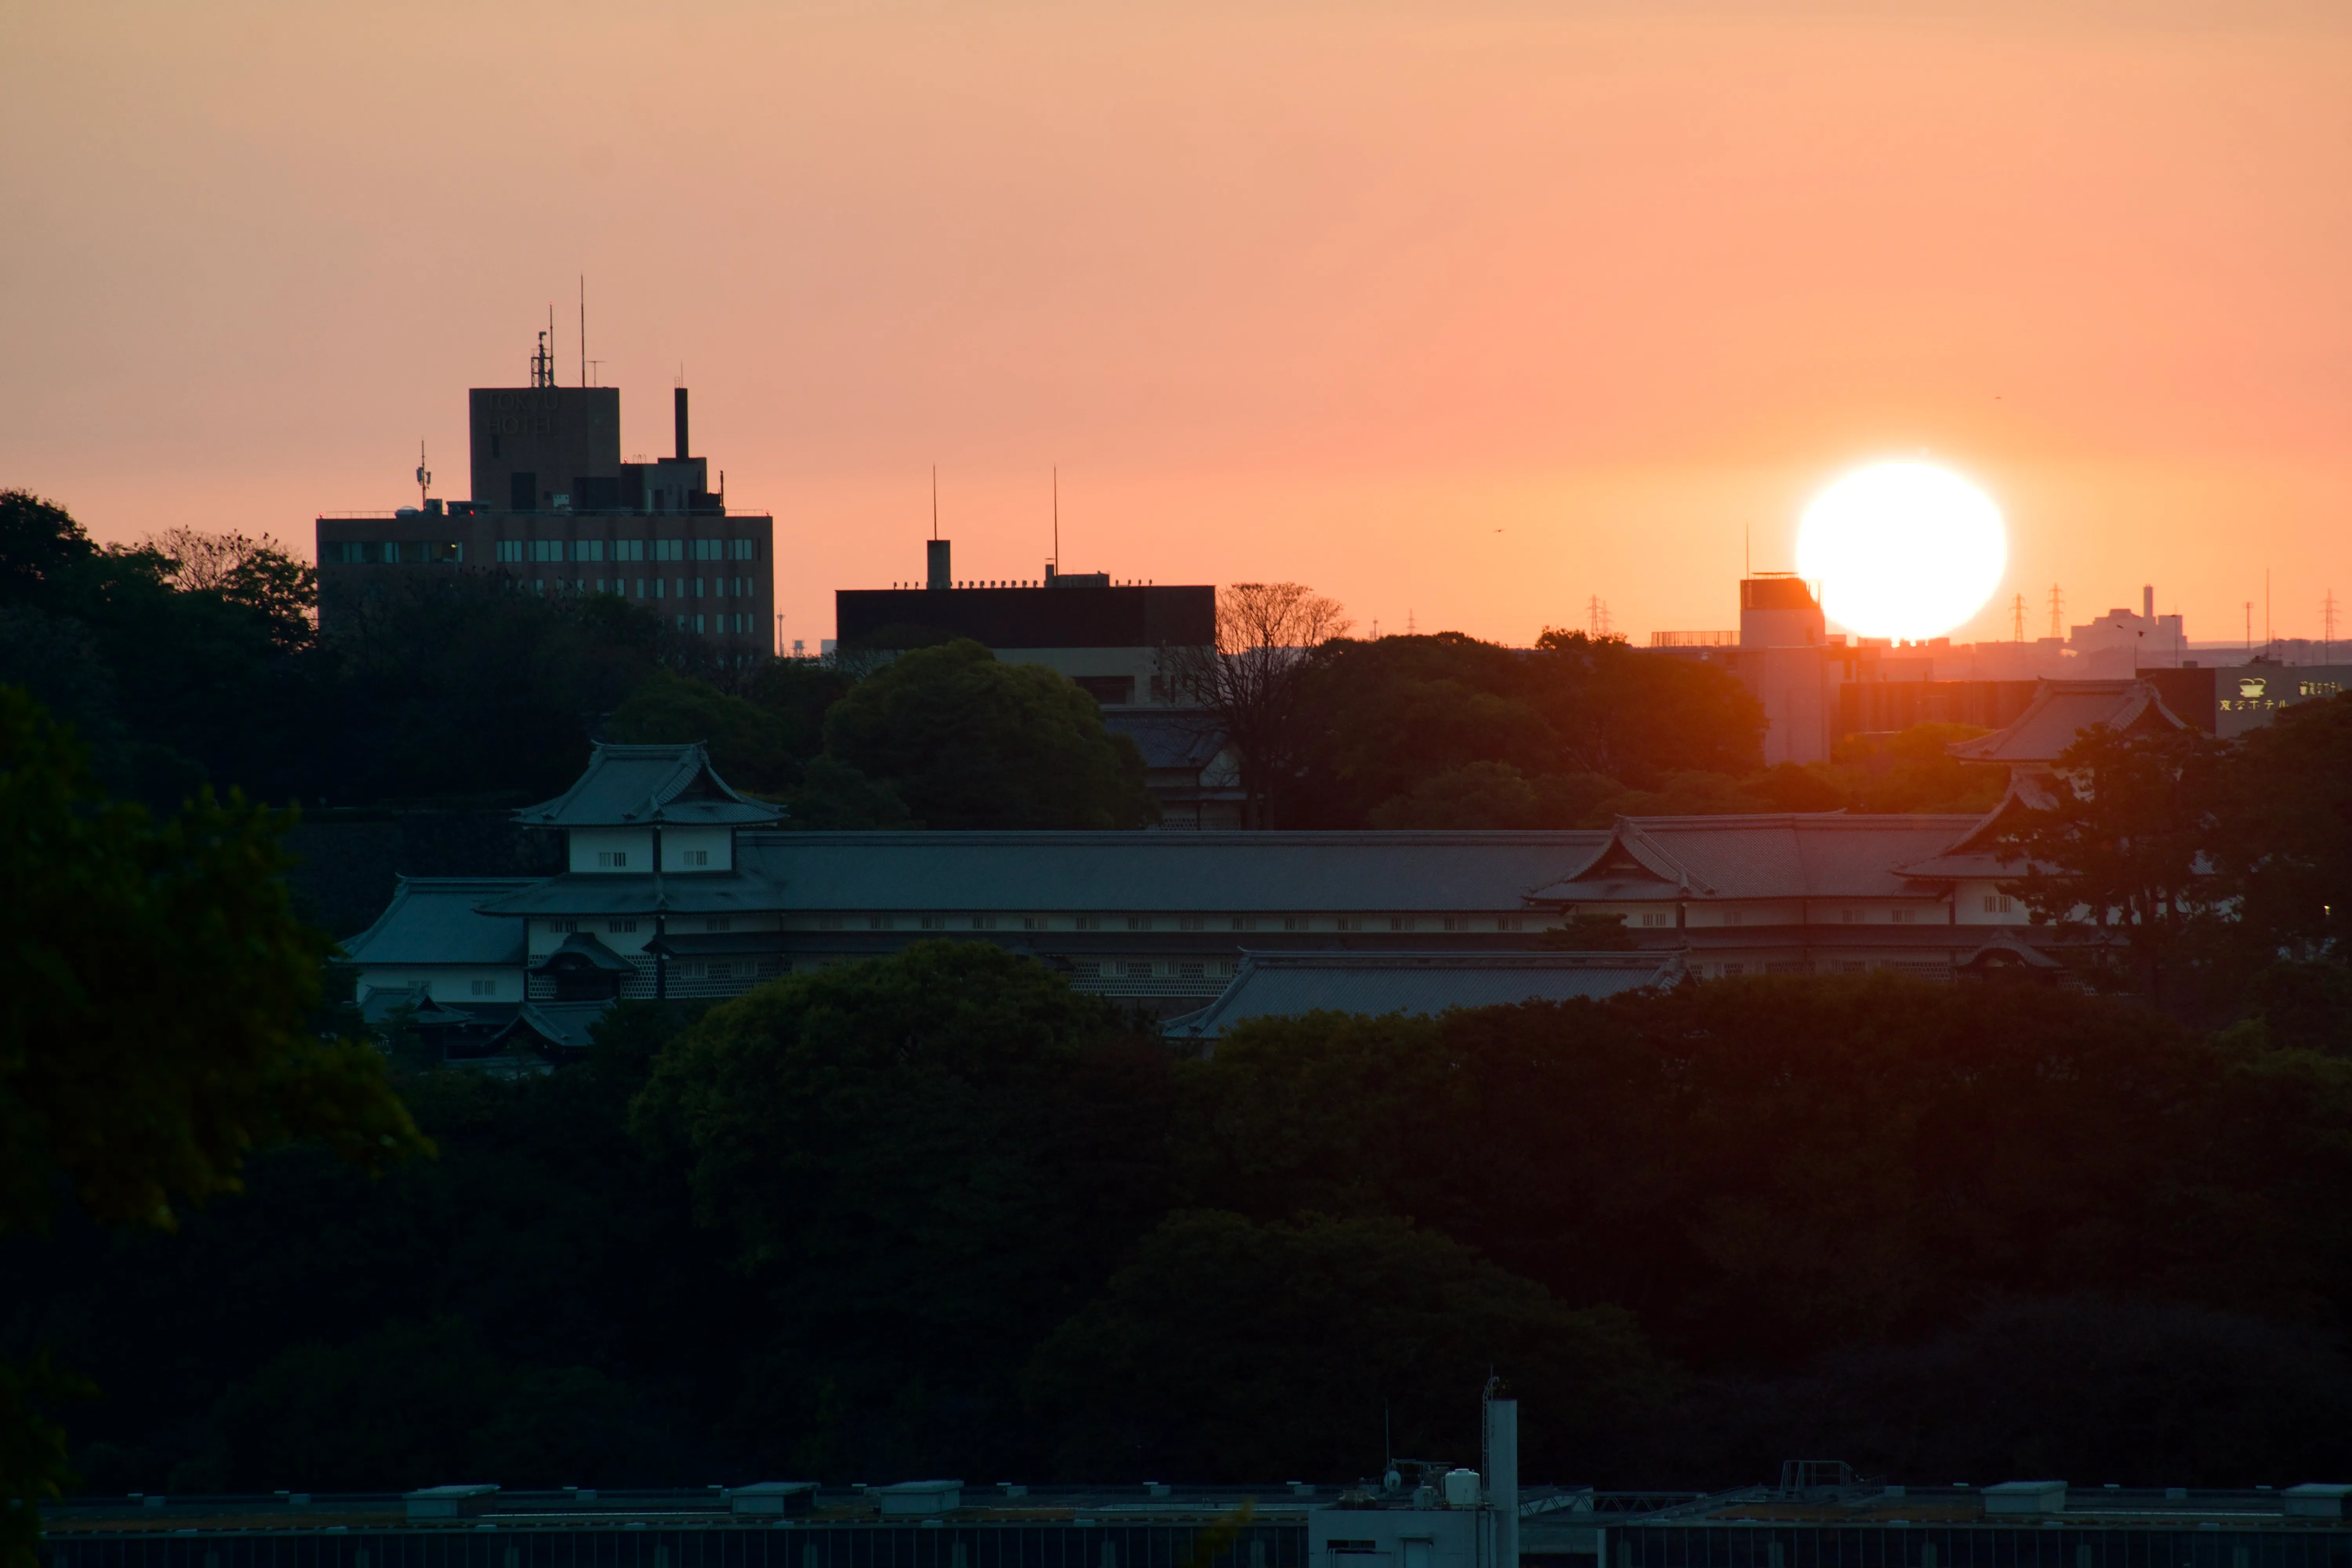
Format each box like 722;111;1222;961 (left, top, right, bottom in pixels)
1993;705;2352;1027
15;947;2352;1494
3;489;1989;850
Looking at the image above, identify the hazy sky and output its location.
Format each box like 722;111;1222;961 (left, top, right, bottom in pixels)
5;0;2348;649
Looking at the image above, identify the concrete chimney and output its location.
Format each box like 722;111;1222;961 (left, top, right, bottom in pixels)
674;387;690;460
2143;585;2154;621
1485;1397;1518;1568
927;538;952;591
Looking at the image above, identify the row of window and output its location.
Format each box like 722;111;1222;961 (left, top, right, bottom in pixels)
322;541;462;564
808;913;1532;932
544;913;722;937
531;577;759;599
495;538;759;563
1071;959;1239;981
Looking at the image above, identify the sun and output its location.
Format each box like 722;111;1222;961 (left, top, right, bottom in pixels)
1795;462;2006;641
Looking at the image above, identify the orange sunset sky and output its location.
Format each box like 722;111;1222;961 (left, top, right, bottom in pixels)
4;0;2348;651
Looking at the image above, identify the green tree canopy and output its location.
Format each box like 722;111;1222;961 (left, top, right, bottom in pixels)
0;685;427;1562
1283;630;1766;828
1024;1209;1675;1482
1998;723;2234;1010
820;640;1156;828
606;666;799;794
630;942;1174;1461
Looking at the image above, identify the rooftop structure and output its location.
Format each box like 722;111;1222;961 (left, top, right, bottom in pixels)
44;1475;2352;1568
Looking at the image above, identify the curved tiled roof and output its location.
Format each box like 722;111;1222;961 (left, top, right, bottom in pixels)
1945;679;2187;765
513;742;783;828
340;877;534;961
1529;814;1982;902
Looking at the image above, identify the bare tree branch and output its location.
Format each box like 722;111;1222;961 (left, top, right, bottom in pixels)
1160;582;1351;828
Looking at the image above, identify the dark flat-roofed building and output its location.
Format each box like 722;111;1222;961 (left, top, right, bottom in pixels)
317;353;774;653
835;539;1212;706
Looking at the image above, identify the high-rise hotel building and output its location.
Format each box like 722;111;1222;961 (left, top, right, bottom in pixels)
315;363;774;654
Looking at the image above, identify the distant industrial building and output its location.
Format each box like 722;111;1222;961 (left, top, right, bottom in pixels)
1654;576;2336;761
315;342;774;653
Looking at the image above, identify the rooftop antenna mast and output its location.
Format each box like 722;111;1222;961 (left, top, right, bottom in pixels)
1053;465;1060;572
579;275;586;388
416;441;432;508
932;465;939;541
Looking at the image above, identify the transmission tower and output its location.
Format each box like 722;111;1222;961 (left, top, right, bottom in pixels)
1587;595;1612;638
2325;590;2339;662
2011;593;2027;643
2046;584;2065;641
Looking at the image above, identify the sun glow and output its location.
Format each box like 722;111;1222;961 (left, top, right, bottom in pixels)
1795;463;2006;641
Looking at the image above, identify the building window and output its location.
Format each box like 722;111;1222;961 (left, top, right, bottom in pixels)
1178;915;1204;931
1891;908;1916;924
1128;916;1151;931
1725;910;1743;926
1442;917;1465;932
1231;916;1256;932
573;539;606;562
1641;912;1671;927
706;918;731;932
1283;916;1309;931
596;850;628;868
972;915;997;929
548;920;576;935
920;915;947;930
730;538;759;559
1075;916;1101;931
818;916;843;930
1123;960;1152;977
529;539;562;562
681;848;711;868
1842;909;1862;924
1180;961;1205;979
706;962;733;980
608;919;638;934
614;539;645;561
1390;917;1412;931
1498;916;1524;931
1982;894;2014;913
694;538;725;560
1335;917;1363;932
470;979;497;996
652;539;685;561
869;915;892;930
1213;960;1236;977
1022;916;1045;930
